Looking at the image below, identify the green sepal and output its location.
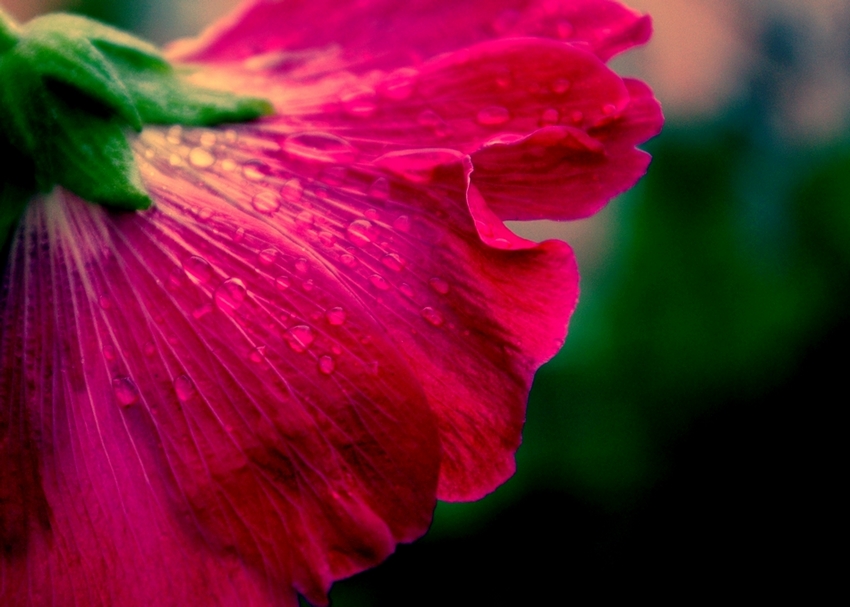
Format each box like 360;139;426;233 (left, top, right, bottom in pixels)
0;10;272;214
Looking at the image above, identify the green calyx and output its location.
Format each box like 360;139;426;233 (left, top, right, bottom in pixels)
0;8;272;250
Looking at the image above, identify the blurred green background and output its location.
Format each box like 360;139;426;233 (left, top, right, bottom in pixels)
4;0;845;602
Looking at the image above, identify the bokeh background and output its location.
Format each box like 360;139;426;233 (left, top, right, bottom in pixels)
4;0;845;602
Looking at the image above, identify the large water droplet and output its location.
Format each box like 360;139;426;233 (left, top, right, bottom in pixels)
281;179;304;203
286;325;314;353
258;249;277;267
189;147;215;168
429;277;450;294
347;219;375;247
214;278;246;313
379;67;418;100
252;191;281;214
113;376;140;407
374;149;465;184
368;177;390;201
369;274;390;290
326;307;346;326
283;132;356;164
382;253;404;272
174;374;196;402
420;307;445;327
184;256;213;283
552;78;571;94
477;105;511;126
242;161;268;181
318;355;335;375
540;108;560;126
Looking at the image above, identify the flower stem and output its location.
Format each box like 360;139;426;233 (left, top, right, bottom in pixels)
0;7;20;53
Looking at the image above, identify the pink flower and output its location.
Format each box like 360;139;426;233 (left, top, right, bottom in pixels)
0;1;661;605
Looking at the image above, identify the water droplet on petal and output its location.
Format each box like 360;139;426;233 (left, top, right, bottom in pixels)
318;355;335;375
477;106;511;126
319;231;336;246
233;227;246;242
301;279;314;291
540;108;560;126
379;67;418;100
189;147;215;168
295;258;309;274
286;325;314;353
557;20;574;39
393;215;411;232
197;207;213;222
166;126;182;144
326;307;346;326
214;278;247;313
221;158;237;172
368;177;390;201
174;374;196;402
143;341;156;357
113;376;140;407
570;110;584;124
281;179;304;203
99;295;112;310
275;276;291;291
258;249;277;267
369;274;390;290
429;277;450;294
249;346;266;364
103;344;117;362
252;191;281;214
242;161;268;181
184;256;213;283
420;307;445;326
284;132;356;164
347;219;375;247
341;253;357;268
552;78;571;94
200;131;217;147
602;103;617;115
382;253;404;272
399;283;414;298
340;90;377;117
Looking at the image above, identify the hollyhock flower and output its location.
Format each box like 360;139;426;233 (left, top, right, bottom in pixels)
0;1;661;605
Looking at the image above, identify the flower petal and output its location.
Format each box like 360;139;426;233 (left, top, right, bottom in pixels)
168;0;651;67
0;186;441;606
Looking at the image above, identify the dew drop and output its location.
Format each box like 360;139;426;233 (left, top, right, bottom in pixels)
340;253;357;268
197;207;213;222
399;283;414;298
284;132;356;164
369;274;390;290
275;276;291;291
318;355;335;375
540;108;560;126
429;277;450;294
296;210;314;227
420;307;445;327
319;231;336;247
382;253;404;272
557;20;574;39
295;258;309;274
552;78;571;94
242;161;268;181
103;344;117;362
166;126;182;144
252;191;281;214
99;295;112;310
379;67;418;100
258;248;277;267
301;279;315;292
174;374;196;402
340;90;377;117
286;325;314;353
214;278;247;313
326;307;346;326
249;345;266;364
169;153;183;167
233;226;246;242
365;208;379;220
368;177;390;201
199;131;217;147
393;215;411;232
224;129;238;143
221;158;237;172
602;103;617;115
184;256;213;283
347;219;374;247
113;376;140;407
281;179;304;203
192;303;212;319
189;147;215;168
476;106;511;126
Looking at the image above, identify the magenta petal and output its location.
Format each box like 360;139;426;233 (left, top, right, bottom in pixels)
0;185;441;606
169;0;651;67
